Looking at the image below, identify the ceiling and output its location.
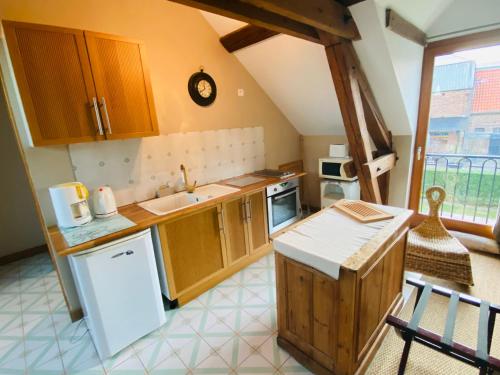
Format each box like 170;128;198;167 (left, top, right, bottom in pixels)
200;0;499;137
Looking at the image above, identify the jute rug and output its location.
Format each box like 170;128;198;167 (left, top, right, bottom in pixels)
366;250;500;374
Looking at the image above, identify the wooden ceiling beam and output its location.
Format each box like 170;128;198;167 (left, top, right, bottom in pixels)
169;0;321;43
239;0;360;40
220;25;278;52
386;9;426;46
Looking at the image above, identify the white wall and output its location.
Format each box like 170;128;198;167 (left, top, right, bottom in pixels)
427;0;500;40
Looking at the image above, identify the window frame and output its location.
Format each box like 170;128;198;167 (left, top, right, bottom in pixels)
409;28;500;239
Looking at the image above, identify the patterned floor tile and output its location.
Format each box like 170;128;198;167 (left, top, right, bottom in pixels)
149;350;188;374
236;350;276;374
217;336;254;369
135;336;173;370
60;335;105;375
277;356;312;374
108;354;146;374
0;252;290;375
257;336;289;369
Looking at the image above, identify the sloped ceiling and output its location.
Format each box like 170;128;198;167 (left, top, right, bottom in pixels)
200;0;493;137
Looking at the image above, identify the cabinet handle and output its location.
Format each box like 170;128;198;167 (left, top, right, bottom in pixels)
91;97;104;135
246;200;252;220
241;202;247;222
218;210;226;232
101;97;112;135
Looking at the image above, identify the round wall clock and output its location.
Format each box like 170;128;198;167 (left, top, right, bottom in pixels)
188;69;217;106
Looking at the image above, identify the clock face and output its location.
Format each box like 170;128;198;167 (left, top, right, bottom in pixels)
197;79;212;98
188;71;217;106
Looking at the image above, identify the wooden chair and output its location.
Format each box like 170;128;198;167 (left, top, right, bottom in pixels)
387;278;500;375
405;186;474;286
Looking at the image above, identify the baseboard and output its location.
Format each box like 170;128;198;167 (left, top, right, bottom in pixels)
0;244;48;265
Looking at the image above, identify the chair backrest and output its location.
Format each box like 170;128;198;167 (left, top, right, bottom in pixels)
413;186;452;239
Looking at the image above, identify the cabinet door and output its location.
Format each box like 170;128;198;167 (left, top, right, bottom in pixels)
84;32;159;139
158;205;226;296
3;21;103;145
247;191;269;253
223;197;249;265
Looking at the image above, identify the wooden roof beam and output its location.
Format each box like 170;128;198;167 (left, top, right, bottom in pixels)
240;0;360;40
169;0;322;43
220;25;279;52
386;9;426;46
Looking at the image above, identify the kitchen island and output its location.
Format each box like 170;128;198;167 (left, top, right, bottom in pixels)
273;204;412;375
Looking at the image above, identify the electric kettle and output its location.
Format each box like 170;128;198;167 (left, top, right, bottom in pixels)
93;186;118;218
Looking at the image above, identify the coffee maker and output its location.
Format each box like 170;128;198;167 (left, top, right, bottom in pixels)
49;182;92;228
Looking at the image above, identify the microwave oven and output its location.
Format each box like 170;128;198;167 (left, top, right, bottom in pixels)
318;157;357;181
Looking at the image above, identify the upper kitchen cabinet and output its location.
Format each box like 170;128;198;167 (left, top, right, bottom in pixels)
2;21;103;146
84;32;159;139
2;21;159;146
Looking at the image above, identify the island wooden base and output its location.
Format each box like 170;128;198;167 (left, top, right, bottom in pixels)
275;227;408;375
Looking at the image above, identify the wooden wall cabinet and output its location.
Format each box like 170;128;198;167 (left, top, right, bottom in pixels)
3;21;159;146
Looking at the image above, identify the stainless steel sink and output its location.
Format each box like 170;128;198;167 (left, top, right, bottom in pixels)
138;184;240;216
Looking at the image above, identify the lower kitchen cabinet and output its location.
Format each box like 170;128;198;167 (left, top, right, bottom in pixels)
156;205;227;297
247;191;269;253
223;197;249;265
156;190;271;305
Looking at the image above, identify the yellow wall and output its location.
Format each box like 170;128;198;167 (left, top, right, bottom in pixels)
0;0;300;313
0;0;300;226
301;135;348;209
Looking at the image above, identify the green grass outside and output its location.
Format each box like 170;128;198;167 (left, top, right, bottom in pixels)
420;168;500;223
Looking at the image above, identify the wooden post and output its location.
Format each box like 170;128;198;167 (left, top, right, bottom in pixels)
323;39;395;204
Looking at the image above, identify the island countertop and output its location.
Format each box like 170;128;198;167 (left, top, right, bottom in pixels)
49;172;306;257
272;203;413;272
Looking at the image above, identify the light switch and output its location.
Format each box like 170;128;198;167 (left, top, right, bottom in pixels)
238;88;245;97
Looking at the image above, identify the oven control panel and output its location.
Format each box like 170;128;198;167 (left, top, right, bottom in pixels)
266;178;299;197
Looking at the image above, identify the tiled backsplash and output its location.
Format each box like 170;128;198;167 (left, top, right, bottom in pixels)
69;127;266;206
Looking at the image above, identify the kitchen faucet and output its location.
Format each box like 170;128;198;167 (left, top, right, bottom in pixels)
180;164;197;193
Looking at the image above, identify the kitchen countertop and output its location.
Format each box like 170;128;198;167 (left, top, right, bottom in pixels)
49;172;306;257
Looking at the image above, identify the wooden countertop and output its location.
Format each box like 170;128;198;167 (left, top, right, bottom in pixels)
49;172;306;257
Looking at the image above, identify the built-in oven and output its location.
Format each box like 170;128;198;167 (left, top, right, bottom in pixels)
266;178;302;234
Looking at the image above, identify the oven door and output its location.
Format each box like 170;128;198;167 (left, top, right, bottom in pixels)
267;187;301;234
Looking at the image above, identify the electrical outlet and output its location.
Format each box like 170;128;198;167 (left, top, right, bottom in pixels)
238;88;245;97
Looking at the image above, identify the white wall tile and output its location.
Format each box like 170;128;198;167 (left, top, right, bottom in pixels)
69;127;266;206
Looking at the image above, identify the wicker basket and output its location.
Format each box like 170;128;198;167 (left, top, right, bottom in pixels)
406;186;474;286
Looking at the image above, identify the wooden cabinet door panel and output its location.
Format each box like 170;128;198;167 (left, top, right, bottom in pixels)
3;21;101;145
247;191;269;253
85;32;159;139
357;257;384;355
223;197;249;265
160;206;225;294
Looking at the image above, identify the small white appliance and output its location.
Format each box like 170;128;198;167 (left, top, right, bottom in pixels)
319;157;357;181
69;229;166;359
329;144;348;158
266;178;302;234
93;186;118;218
49;182;92;228
320;180;360;209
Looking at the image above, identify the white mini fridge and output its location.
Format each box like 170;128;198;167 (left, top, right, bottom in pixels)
69;229;166;359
